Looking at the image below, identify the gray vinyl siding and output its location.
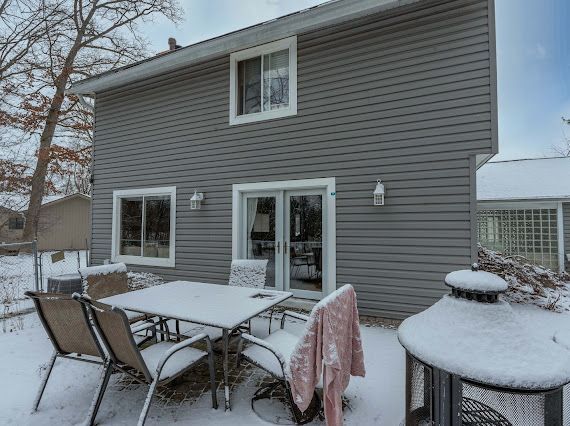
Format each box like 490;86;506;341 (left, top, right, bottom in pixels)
562;203;570;271
90;0;495;319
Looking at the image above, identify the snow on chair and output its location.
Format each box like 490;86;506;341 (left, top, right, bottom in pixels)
237;285;366;425
79;263;147;324
228;259;269;335
228;259;268;288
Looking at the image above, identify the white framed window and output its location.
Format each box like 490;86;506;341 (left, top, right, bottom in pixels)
229;36;297;125
111;187;176;267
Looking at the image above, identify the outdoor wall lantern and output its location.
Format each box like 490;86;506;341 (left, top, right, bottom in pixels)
190;190;204;210
373;179;385;206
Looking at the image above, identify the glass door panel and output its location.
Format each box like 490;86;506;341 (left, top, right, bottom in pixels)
285;191;324;297
244;194;279;288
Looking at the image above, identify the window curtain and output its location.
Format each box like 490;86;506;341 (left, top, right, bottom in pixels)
247;198;258;258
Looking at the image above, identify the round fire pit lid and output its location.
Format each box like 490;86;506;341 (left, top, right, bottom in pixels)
445;264;507;294
398;287;570;391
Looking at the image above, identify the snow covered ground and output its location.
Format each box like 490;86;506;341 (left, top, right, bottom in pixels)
0;314;405;425
2;300;569;425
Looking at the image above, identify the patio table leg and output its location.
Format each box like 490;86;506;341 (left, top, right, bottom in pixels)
223;329;231;411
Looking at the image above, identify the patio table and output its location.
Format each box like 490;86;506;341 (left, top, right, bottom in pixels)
100;280;292;410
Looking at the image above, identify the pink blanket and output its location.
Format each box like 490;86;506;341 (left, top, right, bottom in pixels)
288;285;365;426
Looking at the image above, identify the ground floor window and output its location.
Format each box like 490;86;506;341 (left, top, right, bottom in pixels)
112;187;176;267
477;208;559;270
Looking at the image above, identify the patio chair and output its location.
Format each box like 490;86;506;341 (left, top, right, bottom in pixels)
236;310;321;424
78;263;147;324
228;259;268;288
290;246;310;279
24;291;108;424
229;259;270;334
75;295;218;426
238;285;364;425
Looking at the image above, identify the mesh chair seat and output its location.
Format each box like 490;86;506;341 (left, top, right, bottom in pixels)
75;297;218;425
178;322;223;341
242;329;298;378
140;342;207;381
241;329;325;389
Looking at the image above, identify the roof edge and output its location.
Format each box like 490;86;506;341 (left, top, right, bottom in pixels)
39;193;91;209
69;0;422;95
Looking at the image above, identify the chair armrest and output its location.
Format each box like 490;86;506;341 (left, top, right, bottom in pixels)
155;333;211;378
240;333;287;373
280;310;310;329
131;320;158;334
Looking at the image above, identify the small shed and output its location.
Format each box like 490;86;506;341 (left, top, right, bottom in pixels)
0;193;91;251
477;157;570;272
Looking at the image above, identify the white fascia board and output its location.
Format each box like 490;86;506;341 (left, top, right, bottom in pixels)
69;0;422;95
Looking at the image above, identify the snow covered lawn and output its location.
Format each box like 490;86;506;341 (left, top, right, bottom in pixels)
0;314;405;425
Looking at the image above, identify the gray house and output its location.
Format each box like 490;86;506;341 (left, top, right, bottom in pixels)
477;157;570;273
70;0;498;319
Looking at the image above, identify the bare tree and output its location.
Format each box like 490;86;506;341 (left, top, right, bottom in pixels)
12;0;182;241
0;0;62;80
552;117;570;157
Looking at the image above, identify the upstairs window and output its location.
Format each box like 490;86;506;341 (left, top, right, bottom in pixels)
230;37;297;125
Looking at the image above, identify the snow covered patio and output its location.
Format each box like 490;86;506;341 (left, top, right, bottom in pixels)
0;311;404;425
1;303;570;425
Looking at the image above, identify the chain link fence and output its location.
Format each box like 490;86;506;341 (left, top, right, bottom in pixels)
0;240;88;319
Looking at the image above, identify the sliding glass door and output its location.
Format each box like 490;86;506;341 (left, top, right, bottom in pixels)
284;190;324;299
240;189;325;299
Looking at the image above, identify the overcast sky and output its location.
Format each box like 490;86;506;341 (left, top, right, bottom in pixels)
140;0;570;161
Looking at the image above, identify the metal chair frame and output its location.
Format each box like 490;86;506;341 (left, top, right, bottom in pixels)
25;291;108;425
237;311;321;424
75;295;218;426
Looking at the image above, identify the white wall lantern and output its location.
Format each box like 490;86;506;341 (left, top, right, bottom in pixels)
190;190;204;210
373;179;385;206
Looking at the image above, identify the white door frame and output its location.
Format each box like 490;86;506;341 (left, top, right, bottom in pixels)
232;177;336;298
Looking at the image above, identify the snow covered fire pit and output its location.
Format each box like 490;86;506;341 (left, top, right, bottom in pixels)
398;264;570;425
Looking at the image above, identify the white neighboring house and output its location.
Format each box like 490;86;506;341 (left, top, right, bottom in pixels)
477;157;570;272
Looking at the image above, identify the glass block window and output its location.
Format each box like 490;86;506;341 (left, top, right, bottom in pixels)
477;209;559;270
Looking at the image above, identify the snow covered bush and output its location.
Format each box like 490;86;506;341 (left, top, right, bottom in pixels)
478;244;570;312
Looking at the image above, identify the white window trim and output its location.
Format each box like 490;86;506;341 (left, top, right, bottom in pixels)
231;177;336;297
111;186;176;268
229;36;297;126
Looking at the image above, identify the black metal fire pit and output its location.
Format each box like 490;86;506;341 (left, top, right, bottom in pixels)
398;264;570;425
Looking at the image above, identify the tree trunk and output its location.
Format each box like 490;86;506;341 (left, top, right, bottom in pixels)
22;73;71;242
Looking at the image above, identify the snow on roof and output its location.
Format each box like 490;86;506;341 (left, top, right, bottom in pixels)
477;157;570;202
0;192;89;212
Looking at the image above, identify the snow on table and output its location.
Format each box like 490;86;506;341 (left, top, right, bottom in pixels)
100;281;292;330
398;295;570;390
445;269;508;293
